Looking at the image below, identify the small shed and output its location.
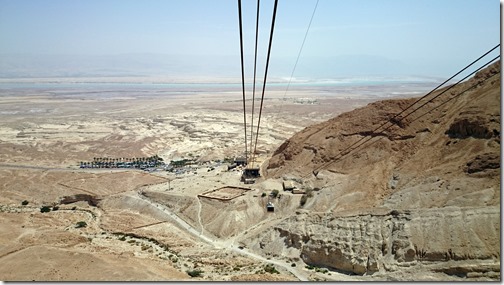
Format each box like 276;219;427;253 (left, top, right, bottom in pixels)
266;202;275;212
283;181;296;191
292;188;306;194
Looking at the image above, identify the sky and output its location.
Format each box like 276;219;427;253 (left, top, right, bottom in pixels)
0;0;500;79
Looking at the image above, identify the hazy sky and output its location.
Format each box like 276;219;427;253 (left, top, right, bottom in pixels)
0;0;500;79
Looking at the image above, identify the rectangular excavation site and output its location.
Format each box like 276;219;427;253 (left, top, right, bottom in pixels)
198;186;252;201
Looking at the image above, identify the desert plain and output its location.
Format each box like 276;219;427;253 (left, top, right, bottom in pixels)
0;79;479;281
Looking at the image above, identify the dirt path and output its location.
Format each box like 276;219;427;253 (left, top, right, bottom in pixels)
224;245;309;281
196;197;204;236
132;192;214;244
134;191;309;281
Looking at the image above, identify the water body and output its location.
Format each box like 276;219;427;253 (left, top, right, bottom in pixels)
0;76;442;98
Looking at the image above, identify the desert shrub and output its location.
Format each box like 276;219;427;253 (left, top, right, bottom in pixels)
305;265;315;270
40;206;51;213
300;195;308;206
119;236;126;241
271;189;279;198
186;269;203;278
264;264;279;274
291;263;296;267
171;256;178;263
71;206;77;210
314;267;328;274
52;206;59;211
75;221;87;228
21;200;29;206
261;192;266;197
306;188;314;198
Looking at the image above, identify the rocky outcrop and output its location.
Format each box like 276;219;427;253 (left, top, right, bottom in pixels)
445;118;496;139
466;153;500;174
250;206;500;277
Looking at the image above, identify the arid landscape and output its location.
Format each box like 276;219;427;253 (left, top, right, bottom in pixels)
0;62;500;281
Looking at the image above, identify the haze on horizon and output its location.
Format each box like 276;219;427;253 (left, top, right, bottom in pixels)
0;0;499;81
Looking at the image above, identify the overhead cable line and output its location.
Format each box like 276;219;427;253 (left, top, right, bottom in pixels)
301;44;501;177
314;44;500;169
250;0;279;167
409;59;500;124
344;56;501;156
382;43;499;125
282;0;319;100
237;0;248;163
308;65;500;179
396;55;500;123
327;62;500;172
327;44;501;161
310;46;500;175
314;54;500;173
249;0;261;168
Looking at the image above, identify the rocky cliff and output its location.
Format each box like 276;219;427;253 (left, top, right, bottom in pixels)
251;61;501;280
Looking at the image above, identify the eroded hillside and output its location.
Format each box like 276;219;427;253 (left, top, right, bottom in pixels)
252;61;501;279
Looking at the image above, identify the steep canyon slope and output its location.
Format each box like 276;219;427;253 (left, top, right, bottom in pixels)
257;61;501;280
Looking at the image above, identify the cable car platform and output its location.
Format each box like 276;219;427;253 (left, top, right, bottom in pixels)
241;167;260;184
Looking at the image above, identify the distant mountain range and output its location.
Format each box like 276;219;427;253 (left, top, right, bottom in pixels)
0;53;447;81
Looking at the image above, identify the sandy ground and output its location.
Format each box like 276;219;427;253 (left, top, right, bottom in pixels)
0;83;420;281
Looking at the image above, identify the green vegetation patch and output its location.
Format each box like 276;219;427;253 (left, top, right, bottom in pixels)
264;264;280;274
40;206;51;213
186;269;204;278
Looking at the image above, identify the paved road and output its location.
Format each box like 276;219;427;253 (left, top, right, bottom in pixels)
0;163;70;171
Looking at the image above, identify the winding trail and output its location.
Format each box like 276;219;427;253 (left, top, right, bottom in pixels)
196;197;204;236
132;191;214;244
134;191;309;281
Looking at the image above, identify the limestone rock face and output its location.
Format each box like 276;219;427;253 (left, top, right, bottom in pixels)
250;206;500;277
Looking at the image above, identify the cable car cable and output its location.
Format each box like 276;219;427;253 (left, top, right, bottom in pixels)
310;51;500;174
251;0;279;166
249;0;261;168
237;0;248;163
